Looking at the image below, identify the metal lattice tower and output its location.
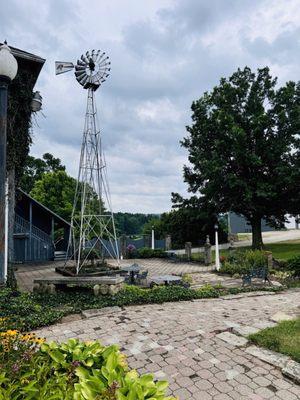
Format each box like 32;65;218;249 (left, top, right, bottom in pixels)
56;50;119;272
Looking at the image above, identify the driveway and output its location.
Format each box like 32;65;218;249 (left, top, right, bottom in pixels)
175;229;300;255
35;290;300;399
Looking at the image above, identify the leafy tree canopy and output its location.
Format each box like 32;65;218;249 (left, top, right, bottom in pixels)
30;170;76;222
20;153;65;193
181;67;300;248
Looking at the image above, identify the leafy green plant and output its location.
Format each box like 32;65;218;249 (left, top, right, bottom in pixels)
287;255;300;278
136;247;167;258
0;338;176;400
220;250;267;276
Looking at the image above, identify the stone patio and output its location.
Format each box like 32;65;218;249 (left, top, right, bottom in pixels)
15;259;215;291
15;258;278;292
34;289;300;399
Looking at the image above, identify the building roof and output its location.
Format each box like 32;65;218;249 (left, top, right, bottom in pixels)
17;188;71;227
1;43;46;86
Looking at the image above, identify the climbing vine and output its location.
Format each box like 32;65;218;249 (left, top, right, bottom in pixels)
7;69;34;182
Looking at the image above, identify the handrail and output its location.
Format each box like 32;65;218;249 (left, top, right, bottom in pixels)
15;214;52;244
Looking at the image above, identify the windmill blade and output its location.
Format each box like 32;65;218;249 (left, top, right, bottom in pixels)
55;61;74;75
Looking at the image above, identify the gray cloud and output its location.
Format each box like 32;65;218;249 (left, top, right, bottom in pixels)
1;0;300;212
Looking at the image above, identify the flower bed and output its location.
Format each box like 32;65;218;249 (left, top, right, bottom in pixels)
0;333;176;399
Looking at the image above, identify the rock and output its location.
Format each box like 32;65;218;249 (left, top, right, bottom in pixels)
270;311;296;323
245;345;290;369
282;360;300;384
216;331;248;347
100;284;109;295
232;325;260;336
82;306;121;319
48;284;56;294
93;284;100;296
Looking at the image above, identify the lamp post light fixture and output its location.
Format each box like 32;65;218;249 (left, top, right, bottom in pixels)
31;91;42;112
214;223;220;271
0;42;18;284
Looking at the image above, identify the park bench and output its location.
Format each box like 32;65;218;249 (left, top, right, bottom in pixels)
33;276;124;296
242;267;272;286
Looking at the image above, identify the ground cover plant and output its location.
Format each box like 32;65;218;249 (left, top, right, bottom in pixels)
248;318;300;363
0;284;282;333
0;333;176;399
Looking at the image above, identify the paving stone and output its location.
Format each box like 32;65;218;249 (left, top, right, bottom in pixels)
82;306;121;318
216;332;248;347
282;360;300;384
32;286;300;400
245;346;290;369
232;325;260;336
270;311;297;323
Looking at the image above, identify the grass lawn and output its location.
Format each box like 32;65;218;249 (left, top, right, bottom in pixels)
264;241;300;260
248;318;300;362
209;240;300;261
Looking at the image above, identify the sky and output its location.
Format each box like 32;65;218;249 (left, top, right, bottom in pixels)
1;0;300;213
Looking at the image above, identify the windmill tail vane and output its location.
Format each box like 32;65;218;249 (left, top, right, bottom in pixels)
56;50;119;272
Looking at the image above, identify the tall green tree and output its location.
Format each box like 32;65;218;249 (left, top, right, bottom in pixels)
30;171;106;235
30;171;76;221
182;67;300;248
20;153;65;193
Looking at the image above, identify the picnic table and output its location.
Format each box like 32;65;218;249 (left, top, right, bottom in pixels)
121;263;141;284
150;274;182;286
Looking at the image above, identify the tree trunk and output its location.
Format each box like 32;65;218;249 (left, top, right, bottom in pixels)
251;216;263;249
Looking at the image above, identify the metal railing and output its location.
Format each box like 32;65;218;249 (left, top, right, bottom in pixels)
14;214;52;244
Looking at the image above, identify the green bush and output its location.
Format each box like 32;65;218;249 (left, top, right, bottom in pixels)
191;253;205;263
220;250;267;276
287;255;300;278
136;247;167;258
0;336;176;399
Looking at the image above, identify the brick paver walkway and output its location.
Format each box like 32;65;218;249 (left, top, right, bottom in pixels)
35;290;300;399
15;259;215;291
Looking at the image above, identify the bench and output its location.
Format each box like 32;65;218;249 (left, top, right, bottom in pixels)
242;267;272;286
33;276;125;296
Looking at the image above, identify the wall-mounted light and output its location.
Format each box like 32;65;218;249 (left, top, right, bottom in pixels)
31;91;42;112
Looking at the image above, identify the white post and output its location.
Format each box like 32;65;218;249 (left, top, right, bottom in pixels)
151;227;155;250
215;223;220;271
4;179;8;282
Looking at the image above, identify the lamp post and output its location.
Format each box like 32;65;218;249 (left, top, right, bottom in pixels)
0;42;18;284
214;223;220;271
151;225;155;250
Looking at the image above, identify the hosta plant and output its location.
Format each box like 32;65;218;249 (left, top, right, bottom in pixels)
0;337;177;400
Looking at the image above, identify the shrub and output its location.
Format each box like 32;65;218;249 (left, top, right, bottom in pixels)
287;255;300;278
220;250;267;276
136;247;167;258
191;253;205;263
0;337;176;399
81;248;101;266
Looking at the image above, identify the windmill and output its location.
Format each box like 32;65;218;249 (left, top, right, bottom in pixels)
55;50;119;273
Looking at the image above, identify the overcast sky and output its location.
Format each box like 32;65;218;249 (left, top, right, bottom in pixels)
2;0;300;213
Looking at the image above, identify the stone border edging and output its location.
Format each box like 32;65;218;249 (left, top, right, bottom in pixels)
216;324;300;385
